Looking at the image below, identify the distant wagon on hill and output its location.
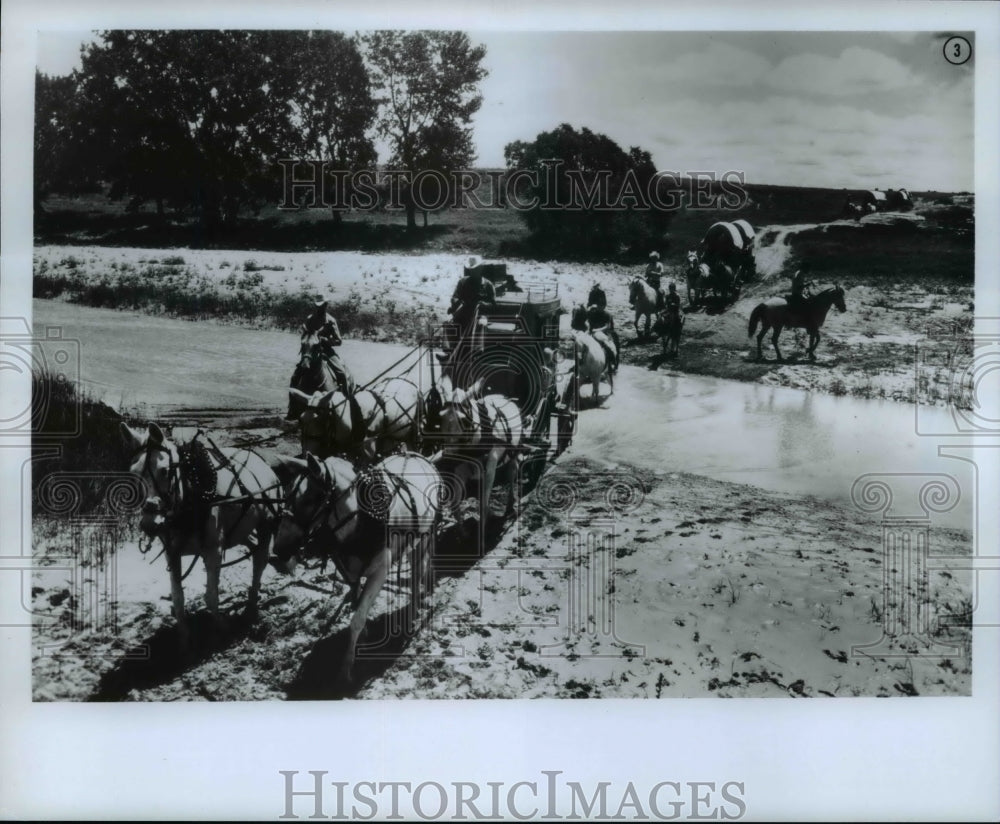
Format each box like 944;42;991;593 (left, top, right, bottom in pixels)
861;190;888;213
885;188;913;211
698;220;756;281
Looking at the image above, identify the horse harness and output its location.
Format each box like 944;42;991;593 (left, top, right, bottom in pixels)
132;432;283;577
318;380;420;448
444;396;514;451
285;459;422;606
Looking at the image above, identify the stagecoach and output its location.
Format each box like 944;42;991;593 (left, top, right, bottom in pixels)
433;261;578;485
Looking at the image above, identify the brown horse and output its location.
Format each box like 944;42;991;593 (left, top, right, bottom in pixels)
654;310;684;358
748;286;847;361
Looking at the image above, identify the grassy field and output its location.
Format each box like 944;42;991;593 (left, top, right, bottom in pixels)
36;178;962;263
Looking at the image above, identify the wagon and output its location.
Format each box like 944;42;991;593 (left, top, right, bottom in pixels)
686;259;742;306
434;261;578;485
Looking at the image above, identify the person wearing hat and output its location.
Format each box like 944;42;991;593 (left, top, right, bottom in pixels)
587;281;608;312
645;251;665;310
301;298;354;395
449;257;497;345
788;262;812;312
303;298;343;352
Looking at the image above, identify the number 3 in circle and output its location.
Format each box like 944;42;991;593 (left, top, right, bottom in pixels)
943;36;971;66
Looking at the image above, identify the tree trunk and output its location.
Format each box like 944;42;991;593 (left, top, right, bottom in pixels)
406;201;417;229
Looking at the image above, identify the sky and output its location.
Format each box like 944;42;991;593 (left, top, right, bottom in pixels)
37;30;974;192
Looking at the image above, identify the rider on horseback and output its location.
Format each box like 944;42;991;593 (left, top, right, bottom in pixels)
664;281;681;317
645;251;666;311
301;299;354;395
586;303;620;372
304;299;342;352
787;262;812;313
588;282;608;311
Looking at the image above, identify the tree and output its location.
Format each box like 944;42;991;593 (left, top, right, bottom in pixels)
363;30;487;228
269;31;377;220
34;71;89;207
69;30;376;231
504;124;672;258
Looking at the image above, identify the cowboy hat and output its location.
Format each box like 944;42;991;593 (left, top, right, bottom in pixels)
649;251;660;260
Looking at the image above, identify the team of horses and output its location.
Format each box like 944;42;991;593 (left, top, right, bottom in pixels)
120;248;846;689
121;327;545;687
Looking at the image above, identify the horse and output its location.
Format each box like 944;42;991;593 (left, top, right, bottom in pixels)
119;422;284;644
687;251;739;303
628;278;659;338
289;376;423;461
567;316;614;403
439;378;525;524
686;251;712;305
286;331;355;422
654;310;684;358
271;450;441;687
748;285;847;362
571;305;619;374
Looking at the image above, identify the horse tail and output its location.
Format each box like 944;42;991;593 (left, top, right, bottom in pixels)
748;304;765;337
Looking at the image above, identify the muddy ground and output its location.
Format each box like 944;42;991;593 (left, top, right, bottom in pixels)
31;427;972;702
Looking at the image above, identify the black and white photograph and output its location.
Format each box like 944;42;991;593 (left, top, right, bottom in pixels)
3;0;999;820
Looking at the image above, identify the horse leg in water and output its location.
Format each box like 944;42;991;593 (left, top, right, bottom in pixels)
771;325;785;362
755;319;770;361
644;312;651;339
634;309;643;340
808;328;820;360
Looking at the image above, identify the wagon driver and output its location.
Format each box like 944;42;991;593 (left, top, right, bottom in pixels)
448;256;497;353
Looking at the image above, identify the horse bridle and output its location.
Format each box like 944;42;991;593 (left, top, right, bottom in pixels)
283;462;358;550
441;395;477;438
130;440;182;514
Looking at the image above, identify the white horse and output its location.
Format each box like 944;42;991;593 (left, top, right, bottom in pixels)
289;376;422;460
271;450;441;687
120;422;283;644
567;323;614;404
439;378;525;523
628;278;659;338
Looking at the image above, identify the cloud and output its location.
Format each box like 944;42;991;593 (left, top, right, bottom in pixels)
638;93;971;191
657;41;772;88
766;47;919;97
